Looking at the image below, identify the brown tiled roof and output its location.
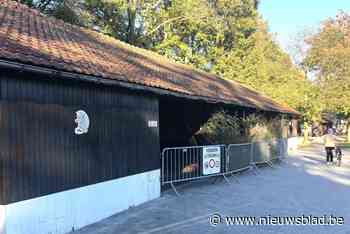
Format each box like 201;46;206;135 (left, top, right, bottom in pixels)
0;0;299;115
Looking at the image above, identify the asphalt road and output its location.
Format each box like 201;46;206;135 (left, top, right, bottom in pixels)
73;145;350;234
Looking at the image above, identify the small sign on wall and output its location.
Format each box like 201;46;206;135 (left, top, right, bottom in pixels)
148;120;158;128
75;110;90;135
202;146;221;175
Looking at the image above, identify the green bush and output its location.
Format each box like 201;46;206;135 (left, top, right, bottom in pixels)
195;110;282;145
243;114;282;141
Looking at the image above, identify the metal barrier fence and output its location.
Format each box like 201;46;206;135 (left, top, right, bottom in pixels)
251;141;271;165
161;145;226;195
279;138;288;159
161;138;288;195
226;143;252;174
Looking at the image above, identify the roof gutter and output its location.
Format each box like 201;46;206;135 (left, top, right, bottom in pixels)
0;59;298;116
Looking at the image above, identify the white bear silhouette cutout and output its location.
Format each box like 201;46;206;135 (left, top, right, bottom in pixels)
75;110;90;135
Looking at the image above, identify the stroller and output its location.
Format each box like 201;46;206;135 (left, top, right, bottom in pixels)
335;146;343;167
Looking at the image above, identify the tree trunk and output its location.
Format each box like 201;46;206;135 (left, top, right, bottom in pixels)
127;0;137;45
303;122;311;144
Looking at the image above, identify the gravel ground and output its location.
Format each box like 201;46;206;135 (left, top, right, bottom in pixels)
73;145;350;234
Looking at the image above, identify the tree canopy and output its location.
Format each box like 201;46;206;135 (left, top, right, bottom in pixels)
304;12;350;116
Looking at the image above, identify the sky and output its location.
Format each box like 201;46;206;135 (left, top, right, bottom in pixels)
259;0;350;53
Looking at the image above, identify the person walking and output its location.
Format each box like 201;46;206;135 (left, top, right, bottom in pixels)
323;128;336;164
323;129;337;165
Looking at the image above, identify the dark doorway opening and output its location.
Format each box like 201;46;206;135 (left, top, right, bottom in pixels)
159;96;284;150
159;97;216;149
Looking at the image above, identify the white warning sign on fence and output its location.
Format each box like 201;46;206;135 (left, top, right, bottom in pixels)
202;146;221;175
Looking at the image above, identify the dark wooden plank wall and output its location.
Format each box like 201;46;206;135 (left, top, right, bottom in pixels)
0;71;160;205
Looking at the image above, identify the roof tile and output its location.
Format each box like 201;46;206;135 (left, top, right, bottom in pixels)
0;0;299;115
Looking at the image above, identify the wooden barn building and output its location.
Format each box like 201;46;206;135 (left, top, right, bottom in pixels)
0;1;298;233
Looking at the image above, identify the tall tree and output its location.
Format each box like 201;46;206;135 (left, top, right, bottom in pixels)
83;0;152;46
146;0;258;70
17;0;87;25
304;12;350;140
215;20;314;113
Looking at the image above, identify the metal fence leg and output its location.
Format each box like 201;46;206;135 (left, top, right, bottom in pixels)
266;161;275;169
251;163;260;175
228;173;240;184
212;177;220;184
213;174;231;185
249;143;259;176
272;159;281;167
170;182;180;197
278;157;285;164
223;173;233;184
250;165;259;176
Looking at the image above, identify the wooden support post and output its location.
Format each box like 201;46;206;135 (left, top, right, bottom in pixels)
292;119;299;137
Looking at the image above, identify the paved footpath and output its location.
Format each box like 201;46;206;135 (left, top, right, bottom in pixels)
73;145;350;234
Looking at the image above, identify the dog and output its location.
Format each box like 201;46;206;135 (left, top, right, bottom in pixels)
335;146;342;167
